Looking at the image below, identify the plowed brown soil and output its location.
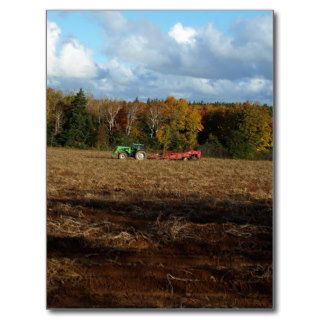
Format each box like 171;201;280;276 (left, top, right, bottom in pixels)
47;148;273;308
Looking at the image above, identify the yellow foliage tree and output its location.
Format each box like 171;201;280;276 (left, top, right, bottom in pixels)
156;97;203;151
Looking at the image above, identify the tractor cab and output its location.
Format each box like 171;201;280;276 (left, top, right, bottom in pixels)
132;143;145;151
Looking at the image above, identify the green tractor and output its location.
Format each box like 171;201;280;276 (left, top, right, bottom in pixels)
112;143;146;160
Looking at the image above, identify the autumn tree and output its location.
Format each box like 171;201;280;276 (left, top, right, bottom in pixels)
47;88;63;145
87;99;103;125
98;99;122;144
156;97;203;151
86;99;108;148
125;100;140;136
225;104;272;159
201;103;272;159
46;87;272;159
145;100;165;138
47;88;63;124
46;88;75;146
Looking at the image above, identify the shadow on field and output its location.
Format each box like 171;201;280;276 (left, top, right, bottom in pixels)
48;196;272;227
47;235;134;257
47;193;273;308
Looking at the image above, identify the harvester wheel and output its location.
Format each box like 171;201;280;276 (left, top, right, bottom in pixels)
182;157;188;161
135;151;146;160
118;152;128;160
190;155;197;160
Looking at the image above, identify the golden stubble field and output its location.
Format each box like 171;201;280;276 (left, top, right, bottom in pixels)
47;147;273;308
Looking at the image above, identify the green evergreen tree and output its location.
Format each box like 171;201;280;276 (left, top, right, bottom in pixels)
64;89;96;148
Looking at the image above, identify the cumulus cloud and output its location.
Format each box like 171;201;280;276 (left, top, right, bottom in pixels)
52;64;272;104
47;22;60;77
47;13;273;104
47;21;98;79
169;23;197;45
102;59;137;84
95;13;272;80
232;14;273;50
95;11;127;31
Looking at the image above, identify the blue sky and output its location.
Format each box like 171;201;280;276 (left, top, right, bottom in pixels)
47;10;273;104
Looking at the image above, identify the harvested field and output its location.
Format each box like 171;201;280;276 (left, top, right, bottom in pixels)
47;147;273;308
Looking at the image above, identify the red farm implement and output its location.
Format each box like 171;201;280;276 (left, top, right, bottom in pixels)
148;150;202;160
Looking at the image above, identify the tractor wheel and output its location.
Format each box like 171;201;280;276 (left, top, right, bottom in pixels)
118;152;128;160
135;151;146;160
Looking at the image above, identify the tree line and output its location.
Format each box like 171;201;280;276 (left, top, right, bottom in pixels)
47;88;272;159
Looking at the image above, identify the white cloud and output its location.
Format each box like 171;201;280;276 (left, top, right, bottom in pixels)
50;65;273;104
169;23;197;45
233;14;272;49
104;59;136;84
47;21;98;79
139;73;272;103
47;13;273;104
247;78;269;92
95;11;127;31
98;13;272;81
202;24;233;56
47;22;60;77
